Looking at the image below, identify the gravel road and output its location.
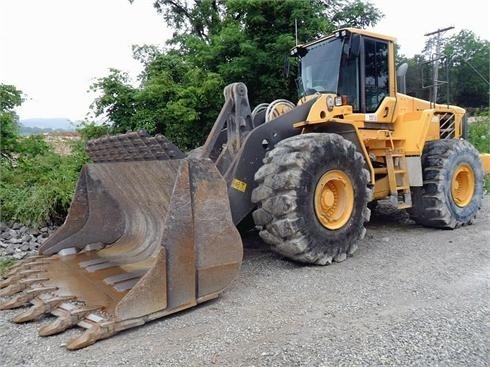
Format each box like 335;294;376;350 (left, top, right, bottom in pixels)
1;196;489;367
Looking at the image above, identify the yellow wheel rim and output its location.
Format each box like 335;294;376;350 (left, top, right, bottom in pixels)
314;170;354;230
451;163;475;207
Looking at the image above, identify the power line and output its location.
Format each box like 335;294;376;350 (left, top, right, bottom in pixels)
424;26;454;103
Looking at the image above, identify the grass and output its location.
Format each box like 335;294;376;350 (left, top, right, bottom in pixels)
468;113;490;191
0;258;15;276
0;137;88;226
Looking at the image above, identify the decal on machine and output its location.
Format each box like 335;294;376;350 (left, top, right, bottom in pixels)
231;178;247;192
365;114;378;122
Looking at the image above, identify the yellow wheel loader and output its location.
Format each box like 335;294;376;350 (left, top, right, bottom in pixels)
2;28;489;349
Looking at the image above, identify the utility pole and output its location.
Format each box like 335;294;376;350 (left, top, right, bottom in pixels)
424;26;454;103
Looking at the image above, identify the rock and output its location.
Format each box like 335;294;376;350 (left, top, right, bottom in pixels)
29;228;40;236
0;222;58;258
0;231;12;240
5;244;16;255
29;243;39;251
13;252;27;260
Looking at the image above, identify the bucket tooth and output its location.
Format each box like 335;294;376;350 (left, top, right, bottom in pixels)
5;266;25;278
4;263;47;280
1;270;45;289
19;269;46;278
12;295;75;323
65;319;115;350
0;277;48;297
0;296;28;310
38;305;101;336
4;257;46;277
8;255;43;268
19;277;49;286
0;283;25;297
0;286;57;310
0;278;11;289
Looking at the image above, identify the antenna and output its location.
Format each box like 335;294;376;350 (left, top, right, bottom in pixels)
295;19;298;46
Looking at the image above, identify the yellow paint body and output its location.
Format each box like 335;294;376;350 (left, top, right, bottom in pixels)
293;28;486;203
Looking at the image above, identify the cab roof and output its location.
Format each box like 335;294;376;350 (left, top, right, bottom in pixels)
299;28;397;48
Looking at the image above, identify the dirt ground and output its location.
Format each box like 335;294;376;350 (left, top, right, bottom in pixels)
0;196;489;367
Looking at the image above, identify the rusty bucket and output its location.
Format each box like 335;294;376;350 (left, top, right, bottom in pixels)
0;133;242;349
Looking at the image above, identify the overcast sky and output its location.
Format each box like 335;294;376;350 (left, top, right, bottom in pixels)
1;0;489;122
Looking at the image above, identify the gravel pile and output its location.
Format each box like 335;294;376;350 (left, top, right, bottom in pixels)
0;222;57;259
0;198;488;366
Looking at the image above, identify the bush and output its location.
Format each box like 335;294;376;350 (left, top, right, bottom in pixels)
0;137;88;226
77;121;112;140
468;111;490;191
0;258;14;275
468;113;490;153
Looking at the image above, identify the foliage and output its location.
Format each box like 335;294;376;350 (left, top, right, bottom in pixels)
92;0;382;149
1;90;95;226
467;111;490;191
444;30;490;108
0;84;23;111
468;112;490;153
0;137;89;226
0;258;15;275
329;0;382;28
398;30;489;108
76;121;113;140
0;84;23;156
0;85;107;228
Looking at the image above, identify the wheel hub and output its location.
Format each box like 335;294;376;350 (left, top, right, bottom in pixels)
451;163;475;207
314;170;354;230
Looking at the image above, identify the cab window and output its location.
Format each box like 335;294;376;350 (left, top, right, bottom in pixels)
364;39;388;112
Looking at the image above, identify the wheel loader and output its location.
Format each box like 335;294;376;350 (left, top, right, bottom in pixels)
1;28;489;349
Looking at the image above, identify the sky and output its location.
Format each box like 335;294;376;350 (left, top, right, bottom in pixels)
1;0;489;123
0;0;171;122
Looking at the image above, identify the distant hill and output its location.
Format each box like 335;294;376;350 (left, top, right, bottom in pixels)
20;118;78;132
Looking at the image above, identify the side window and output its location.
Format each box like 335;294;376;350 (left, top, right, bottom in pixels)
364;39;388;112
338;51;360;112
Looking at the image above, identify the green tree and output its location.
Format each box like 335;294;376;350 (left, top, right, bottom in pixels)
0;84;90;226
92;0;382;149
0;84;23;156
395;30;489;109
444;30;489;108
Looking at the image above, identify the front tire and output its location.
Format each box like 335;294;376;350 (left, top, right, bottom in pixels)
410;139;484;228
251;133;372;265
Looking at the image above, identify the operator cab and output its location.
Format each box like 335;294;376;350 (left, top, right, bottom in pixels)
291;29;395;114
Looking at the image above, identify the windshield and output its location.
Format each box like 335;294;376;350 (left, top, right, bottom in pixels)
298;37;343;96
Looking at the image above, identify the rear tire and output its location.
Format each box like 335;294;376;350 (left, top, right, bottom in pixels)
410;139;484;228
251;133;371;265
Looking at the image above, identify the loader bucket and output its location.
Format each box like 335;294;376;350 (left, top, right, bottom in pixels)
0;146;242;349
